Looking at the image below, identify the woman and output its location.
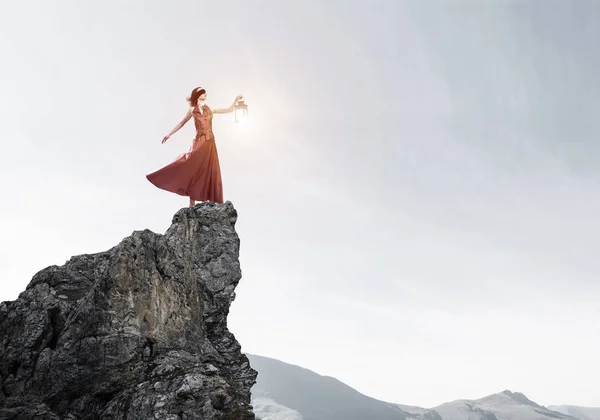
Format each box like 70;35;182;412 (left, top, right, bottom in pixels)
147;87;243;207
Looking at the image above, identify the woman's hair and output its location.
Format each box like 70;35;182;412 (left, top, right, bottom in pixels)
187;87;206;107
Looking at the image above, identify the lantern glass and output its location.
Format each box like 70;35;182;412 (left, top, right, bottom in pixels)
234;100;248;123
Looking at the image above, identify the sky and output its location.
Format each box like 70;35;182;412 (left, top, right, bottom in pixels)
1;0;599;409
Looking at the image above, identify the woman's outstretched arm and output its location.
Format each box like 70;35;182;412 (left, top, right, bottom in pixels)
212;95;243;114
162;108;193;143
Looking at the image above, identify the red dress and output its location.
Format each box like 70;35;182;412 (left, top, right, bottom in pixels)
146;104;224;203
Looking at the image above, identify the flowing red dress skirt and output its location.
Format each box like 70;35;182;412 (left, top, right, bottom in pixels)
146;105;224;203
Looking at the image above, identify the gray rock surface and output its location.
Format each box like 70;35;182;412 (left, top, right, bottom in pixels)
0;202;257;420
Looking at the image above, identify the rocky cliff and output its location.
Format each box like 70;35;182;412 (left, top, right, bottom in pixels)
0;202;257;420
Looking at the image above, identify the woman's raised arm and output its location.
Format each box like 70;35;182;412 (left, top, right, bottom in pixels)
211;95;244;114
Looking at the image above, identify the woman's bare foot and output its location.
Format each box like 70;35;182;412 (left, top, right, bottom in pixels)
189;198;195;208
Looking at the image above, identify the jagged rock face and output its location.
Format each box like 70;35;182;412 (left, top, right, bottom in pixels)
0;202;257;420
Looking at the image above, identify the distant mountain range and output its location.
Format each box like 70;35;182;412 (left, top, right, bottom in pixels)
548;406;600;420
248;354;598;420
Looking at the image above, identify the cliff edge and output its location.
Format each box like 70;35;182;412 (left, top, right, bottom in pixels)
0;202;257;420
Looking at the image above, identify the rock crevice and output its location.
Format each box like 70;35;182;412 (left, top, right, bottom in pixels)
0;202;256;420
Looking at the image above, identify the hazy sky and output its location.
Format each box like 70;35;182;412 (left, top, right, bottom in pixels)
1;0;599;409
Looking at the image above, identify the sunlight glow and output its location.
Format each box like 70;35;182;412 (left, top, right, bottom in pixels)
233;114;254;132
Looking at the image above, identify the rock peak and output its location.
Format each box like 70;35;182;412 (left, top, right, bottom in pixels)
0;201;256;419
500;390;541;408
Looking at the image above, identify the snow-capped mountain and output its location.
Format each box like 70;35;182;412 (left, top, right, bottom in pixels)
252;394;304;420
430;391;576;420
392;404;442;420
248;354;411;420
248;354;598;420
548;406;600;420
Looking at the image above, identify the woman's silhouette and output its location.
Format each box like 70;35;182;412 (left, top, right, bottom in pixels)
147;87;243;207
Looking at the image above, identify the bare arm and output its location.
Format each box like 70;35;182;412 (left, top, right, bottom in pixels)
211;95;243;114
162;108;193;143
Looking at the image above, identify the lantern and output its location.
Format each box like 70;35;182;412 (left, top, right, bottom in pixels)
234;98;248;123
